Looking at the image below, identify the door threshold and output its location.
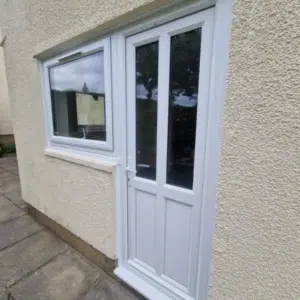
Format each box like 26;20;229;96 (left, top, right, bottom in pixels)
114;266;173;300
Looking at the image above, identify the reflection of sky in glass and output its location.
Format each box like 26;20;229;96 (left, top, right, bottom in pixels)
136;84;197;107
49;51;104;94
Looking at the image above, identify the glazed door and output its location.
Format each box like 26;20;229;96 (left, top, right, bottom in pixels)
125;8;214;299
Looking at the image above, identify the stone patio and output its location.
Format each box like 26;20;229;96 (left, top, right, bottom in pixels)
0;155;142;300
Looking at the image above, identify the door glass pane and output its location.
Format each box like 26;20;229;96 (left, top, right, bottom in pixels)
136;42;159;180
49;51;106;141
166;28;202;189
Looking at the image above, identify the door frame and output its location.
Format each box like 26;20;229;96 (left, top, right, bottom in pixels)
113;0;234;299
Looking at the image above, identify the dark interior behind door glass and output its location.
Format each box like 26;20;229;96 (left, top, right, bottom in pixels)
166;28;202;189
135;42;159;180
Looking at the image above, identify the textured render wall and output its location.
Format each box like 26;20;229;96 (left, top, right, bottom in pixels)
0;0;172;259
0;28;13;136
210;0;300;299
1;0;299;296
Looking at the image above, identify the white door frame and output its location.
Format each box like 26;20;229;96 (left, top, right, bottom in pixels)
113;0;234;299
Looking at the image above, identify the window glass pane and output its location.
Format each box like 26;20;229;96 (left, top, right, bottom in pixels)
166;28;202;189
49;51;106;141
136;42;158;180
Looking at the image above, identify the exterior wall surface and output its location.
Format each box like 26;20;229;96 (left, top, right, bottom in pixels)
0;0;299;299
0;28;13;137
0;0;174;259
210;1;300;300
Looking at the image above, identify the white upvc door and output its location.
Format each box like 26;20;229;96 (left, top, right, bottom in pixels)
124;8;214;300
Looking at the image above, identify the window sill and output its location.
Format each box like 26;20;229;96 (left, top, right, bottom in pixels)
44;147;119;173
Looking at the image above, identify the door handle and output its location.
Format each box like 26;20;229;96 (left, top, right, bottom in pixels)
126;167;136;186
126;167;137;174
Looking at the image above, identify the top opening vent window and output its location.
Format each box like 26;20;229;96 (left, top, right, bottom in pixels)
42;38;113;152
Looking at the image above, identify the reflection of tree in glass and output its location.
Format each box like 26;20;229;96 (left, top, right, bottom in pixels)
134;30;202;186
135;42;159;180
169;28;201;102
167;28;202;189
136;42;158;100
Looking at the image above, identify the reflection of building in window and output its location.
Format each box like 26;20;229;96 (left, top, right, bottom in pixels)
49;51;107;142
76;93;105;126
51;90;106;141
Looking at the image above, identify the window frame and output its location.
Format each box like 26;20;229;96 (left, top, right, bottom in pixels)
41;37;113;153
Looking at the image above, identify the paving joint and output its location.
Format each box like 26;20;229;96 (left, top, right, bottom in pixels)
7;242;68;290
0;155;143;300
3;195;26;211
0;226;44;253
0;212;27;226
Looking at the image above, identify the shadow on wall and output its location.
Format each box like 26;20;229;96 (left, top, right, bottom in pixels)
0;28;15;155
0;142;16;157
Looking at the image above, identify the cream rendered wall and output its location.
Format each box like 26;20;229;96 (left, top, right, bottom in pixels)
0;0;299;298
0;28;13;136
210;1;300;300
0;0;174;260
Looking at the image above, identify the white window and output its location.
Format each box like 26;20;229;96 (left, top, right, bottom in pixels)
42;38;113;152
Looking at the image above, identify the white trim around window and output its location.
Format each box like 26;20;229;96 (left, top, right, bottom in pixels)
41;37;114;154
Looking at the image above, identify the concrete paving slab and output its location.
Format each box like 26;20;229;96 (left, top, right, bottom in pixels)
0;172;15;181
0;156;17;163
4;191;26;209
0;160;18;171
0;197;26;223
0;177;19;186
82;278;142;300
0;215;43;251
0;178;20;194
7;168;19;176
0;286;7;300
0;196;13;207
10;249;100;300
0;230;67;288
0;292;7;300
